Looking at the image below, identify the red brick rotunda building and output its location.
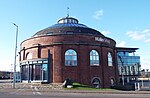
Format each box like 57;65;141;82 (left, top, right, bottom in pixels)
20;16;118;88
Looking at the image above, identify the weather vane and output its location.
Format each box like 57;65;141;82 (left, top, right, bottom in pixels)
67;7;69;17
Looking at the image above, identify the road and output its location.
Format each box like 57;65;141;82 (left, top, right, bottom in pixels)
0;87;150;98
0;90;150;98
0;80;150;98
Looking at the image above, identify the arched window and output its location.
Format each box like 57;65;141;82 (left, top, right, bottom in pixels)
108;52;113;66
92;77;101;88
90;50;99;66
65;49;77;66
26;52;32;60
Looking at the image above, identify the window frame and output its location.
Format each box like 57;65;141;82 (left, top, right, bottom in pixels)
90;50;100;66
65;49;77;66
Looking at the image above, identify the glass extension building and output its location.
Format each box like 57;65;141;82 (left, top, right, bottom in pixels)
117;47;141;83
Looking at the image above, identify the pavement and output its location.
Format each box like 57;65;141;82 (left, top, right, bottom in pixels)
60;89;150;94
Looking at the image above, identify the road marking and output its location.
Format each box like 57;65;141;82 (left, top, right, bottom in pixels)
10;89;24;95
33;92;36;95
31;86;42;95
7;84;42;96
37;92;42;95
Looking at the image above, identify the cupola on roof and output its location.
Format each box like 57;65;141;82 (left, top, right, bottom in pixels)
33;16;105;37
57;17;79;24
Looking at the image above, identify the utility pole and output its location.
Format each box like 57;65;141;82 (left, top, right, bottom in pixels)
12;23;18;88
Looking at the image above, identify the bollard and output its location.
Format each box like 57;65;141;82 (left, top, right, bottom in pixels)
137;83;140;91
135;83;137;91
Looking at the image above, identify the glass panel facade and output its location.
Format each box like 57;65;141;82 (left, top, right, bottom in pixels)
42;64;48;80
21;60;48;82
65;49;77;66
90;50;100;66
22;65;28;80
34;64;42;80
117;51;140;76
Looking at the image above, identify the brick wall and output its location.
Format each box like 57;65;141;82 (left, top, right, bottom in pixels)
20;34;118;88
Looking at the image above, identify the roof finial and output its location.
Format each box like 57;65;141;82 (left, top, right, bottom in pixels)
67;7;69;17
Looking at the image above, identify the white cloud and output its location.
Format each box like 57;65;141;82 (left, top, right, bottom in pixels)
93;10;104;20
138;50;150;70
126;31;145;40
138;50;150;56
117;41;126;47
101;30;111;35
144;39;150;42
142;29;150;33
126;29;150;42
140;57;150;70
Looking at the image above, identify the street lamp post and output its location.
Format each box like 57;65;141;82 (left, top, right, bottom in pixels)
12;23;18;89
141;70;145;88
146;69;150;89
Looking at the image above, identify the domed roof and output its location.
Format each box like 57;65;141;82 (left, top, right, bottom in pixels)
33;17;105;37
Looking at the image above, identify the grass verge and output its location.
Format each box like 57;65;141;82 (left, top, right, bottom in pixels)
64;82;116;91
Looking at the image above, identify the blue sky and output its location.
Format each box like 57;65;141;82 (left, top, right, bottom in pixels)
0;0;150;71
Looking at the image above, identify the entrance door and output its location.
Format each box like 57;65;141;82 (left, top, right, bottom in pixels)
30;64;48;82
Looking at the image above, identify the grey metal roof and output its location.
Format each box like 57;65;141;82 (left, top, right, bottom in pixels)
116;47;139;52
33;17;104;37
49;23;89;28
